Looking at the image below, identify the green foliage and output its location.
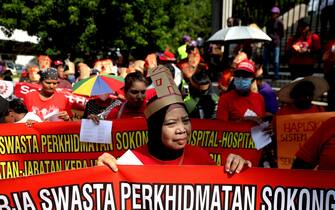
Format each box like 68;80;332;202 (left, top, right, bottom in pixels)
0;0;212;59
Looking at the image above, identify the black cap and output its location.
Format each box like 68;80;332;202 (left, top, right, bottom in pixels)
39;67;58;81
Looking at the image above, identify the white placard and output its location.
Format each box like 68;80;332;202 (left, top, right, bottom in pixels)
80;119;112;144
44;110;61;122
251;121;272;150
244;108;257;117
117;150;143;165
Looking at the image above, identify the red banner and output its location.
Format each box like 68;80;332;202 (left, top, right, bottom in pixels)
0;166;334;210
0;119;261;179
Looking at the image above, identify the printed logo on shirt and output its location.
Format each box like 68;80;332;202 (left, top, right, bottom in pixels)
31;105;60;121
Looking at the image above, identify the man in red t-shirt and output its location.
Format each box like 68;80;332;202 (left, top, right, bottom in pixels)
24;68;72;121
216;59;265;123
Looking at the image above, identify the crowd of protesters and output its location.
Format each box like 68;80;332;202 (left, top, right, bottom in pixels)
0;7;335;170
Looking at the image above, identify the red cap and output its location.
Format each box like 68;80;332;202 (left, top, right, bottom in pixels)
54;60;63;66
235;59;256;75
159;51;176;61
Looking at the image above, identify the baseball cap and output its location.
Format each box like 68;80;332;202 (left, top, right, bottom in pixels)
158;51;176;62
271;7;280;14
235;59;256;75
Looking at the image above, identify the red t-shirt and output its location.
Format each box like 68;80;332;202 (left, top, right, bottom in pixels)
116;88;156;102
287;33;321;65
57;79;72;89
296;117;335;170
276;104;324;115
324;39;335;52
145;88;157;101
24;91;73;121
105;101;146;119
132;144;215;165
216;90;265;121
323;39;335;67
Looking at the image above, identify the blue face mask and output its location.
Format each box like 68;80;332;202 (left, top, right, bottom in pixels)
233;77;253;92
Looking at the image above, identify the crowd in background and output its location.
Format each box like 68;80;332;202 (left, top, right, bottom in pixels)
0;5;335;170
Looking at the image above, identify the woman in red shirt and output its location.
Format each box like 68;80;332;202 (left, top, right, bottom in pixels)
286;20;321;79
97;65;251;173
89;71;148;122
98;97;251;172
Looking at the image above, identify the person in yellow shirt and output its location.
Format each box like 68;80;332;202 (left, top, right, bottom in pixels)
177;35;191;60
